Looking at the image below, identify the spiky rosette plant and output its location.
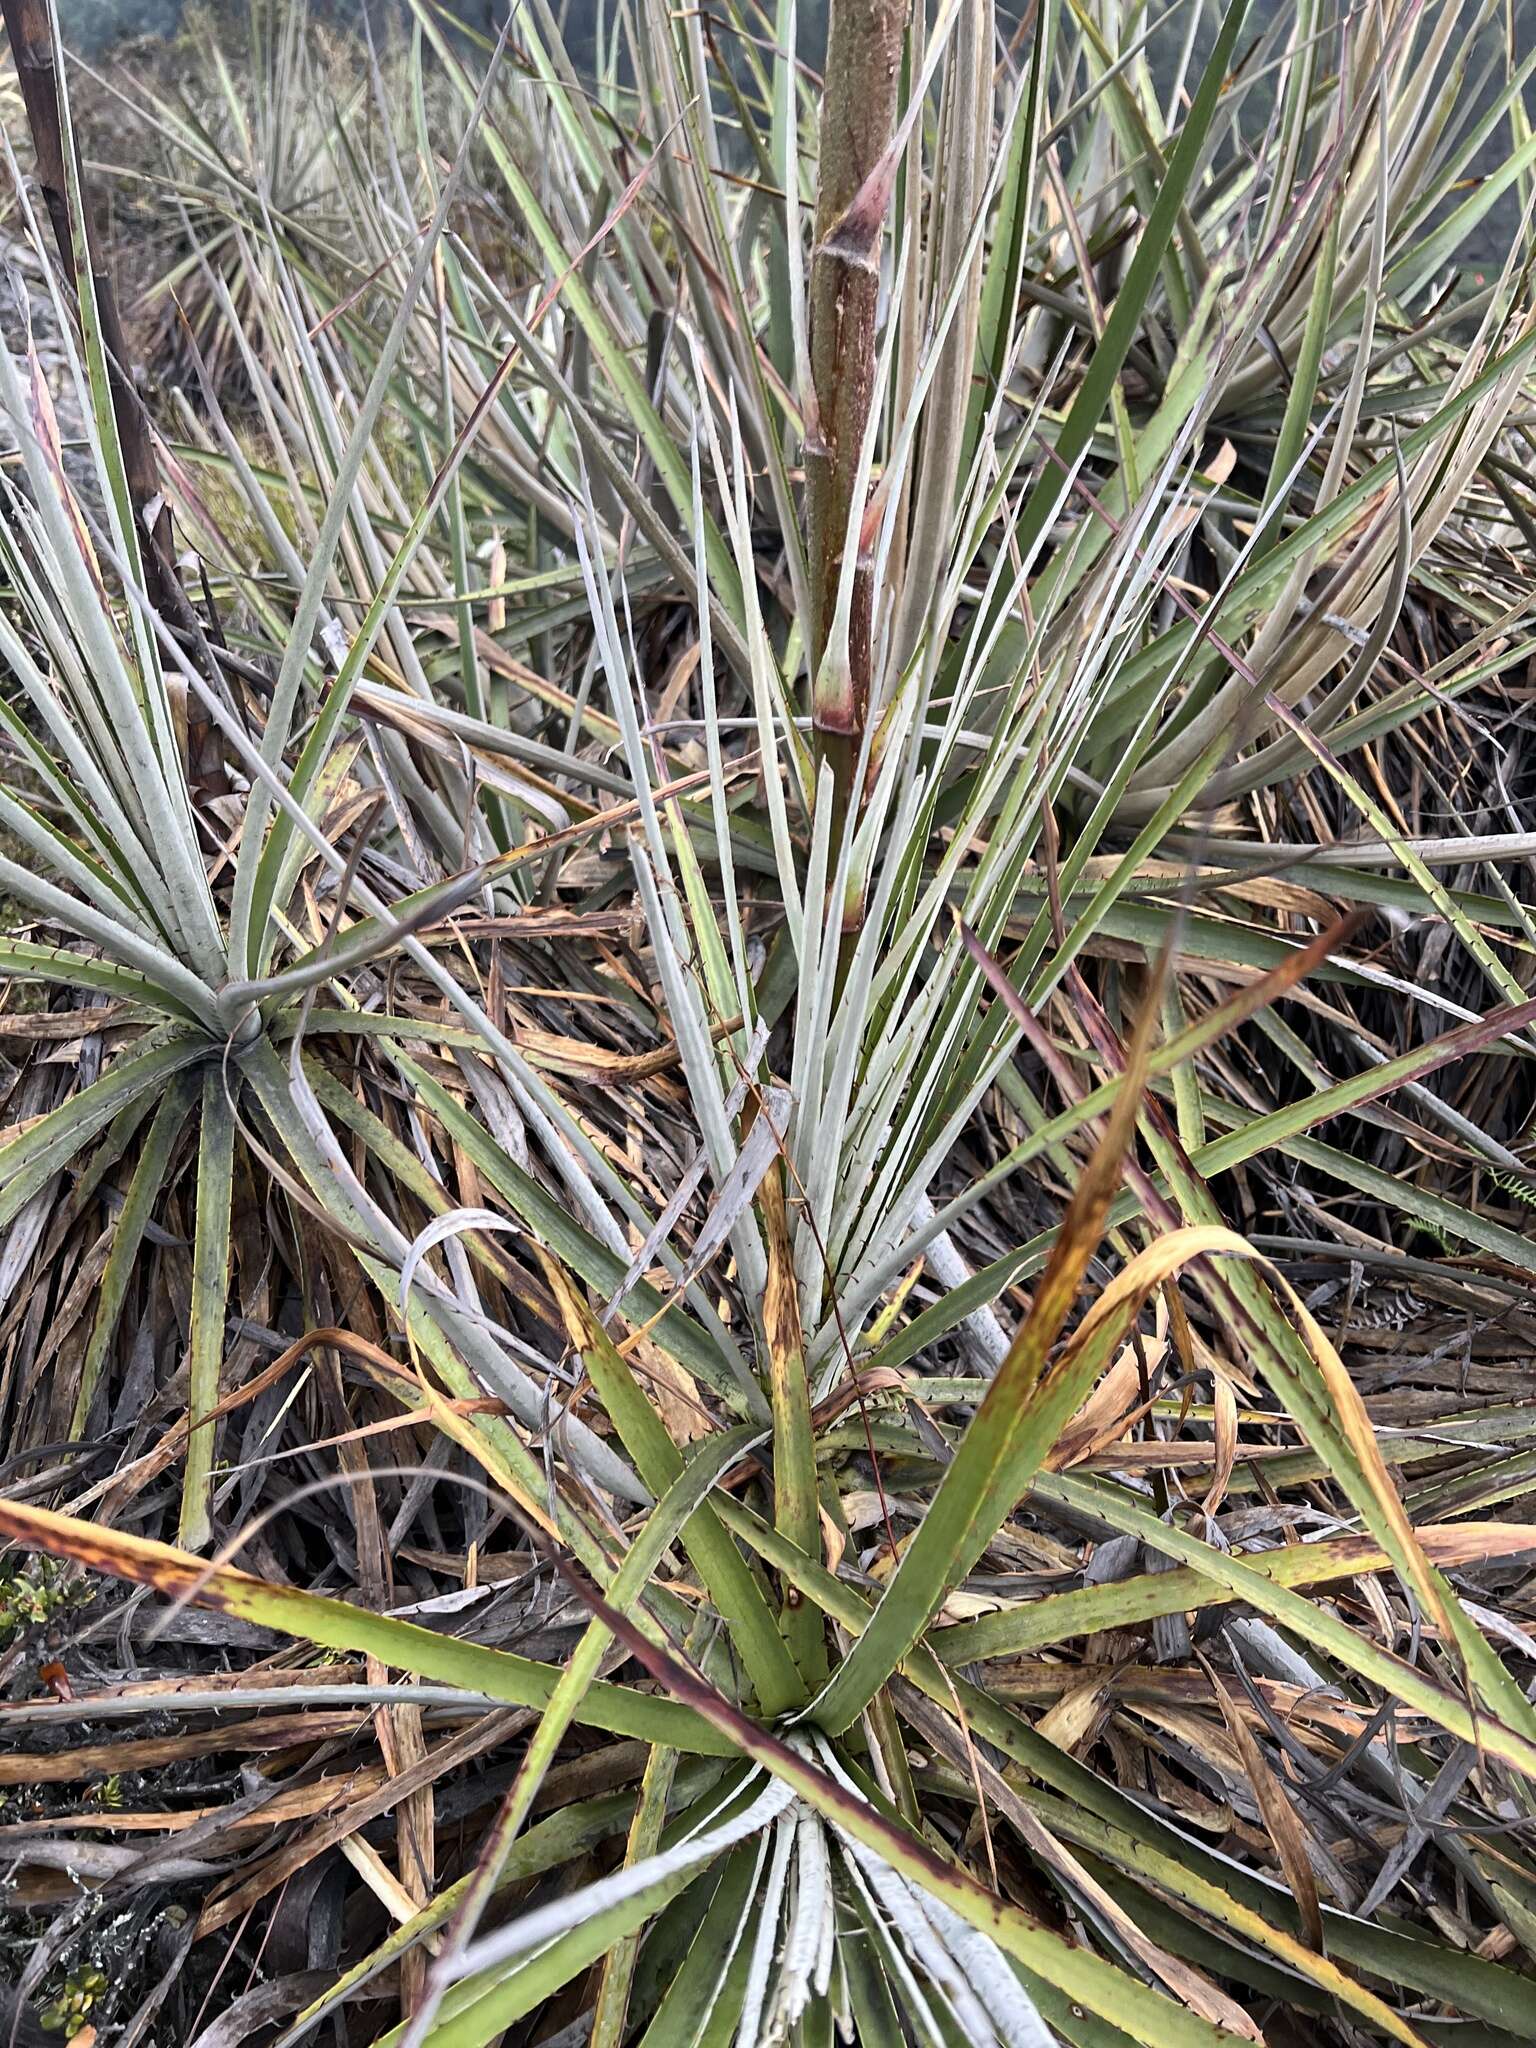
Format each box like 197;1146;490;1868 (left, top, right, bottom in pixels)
4;1;1536;2044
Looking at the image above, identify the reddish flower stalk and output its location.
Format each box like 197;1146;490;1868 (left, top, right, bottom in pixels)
805;0;908;849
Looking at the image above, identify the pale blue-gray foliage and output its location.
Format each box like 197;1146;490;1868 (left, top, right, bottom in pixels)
59;0;1530;260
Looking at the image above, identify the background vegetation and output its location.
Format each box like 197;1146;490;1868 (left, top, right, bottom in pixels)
2;0;1536;2043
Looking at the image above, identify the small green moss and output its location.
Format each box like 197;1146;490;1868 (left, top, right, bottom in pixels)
0;1558;89;1642
39;1964;107;2035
